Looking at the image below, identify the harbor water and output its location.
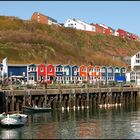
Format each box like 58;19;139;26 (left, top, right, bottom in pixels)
0;103;140;139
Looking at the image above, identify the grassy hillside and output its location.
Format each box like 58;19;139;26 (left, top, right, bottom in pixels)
0;16;140;67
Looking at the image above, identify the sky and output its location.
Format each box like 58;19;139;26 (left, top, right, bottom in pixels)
0;1;140;35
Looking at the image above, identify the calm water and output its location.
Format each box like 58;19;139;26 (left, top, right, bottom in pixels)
1;103;140;139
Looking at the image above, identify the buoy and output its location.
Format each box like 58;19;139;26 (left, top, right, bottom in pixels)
62;107;64;111
78;106;80;110
99;104;102;108
67;106;70;111
73;106;76;111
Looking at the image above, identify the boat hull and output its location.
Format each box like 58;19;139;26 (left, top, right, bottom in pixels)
22;106;52;113
0;117;25;128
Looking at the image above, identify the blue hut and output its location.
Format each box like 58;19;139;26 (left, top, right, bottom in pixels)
115;67;126;83
55;64;64;84
27;64;37;84
71;65;79;84
63;65;71;84
101;66;107;84
107;66;114;84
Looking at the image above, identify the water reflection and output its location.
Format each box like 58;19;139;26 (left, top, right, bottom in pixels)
0;103;140;139
0;128;22;139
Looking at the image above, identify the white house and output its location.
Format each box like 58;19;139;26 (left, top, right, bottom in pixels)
125;51;140;86
64;18;96;32
131;51;140;71
113;31;119;36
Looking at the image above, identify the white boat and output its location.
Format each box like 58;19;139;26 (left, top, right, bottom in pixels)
0;113;28;121
0;114;25;128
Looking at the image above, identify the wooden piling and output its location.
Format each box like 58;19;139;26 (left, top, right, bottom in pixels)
16;100;19;113
11;95;14;112
5;96;8;113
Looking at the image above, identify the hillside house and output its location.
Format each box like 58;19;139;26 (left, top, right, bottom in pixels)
31;12;60;26
64;18;96;32
94;24;112;35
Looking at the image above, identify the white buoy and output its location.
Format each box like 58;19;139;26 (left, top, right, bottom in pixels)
73;106;76;111
104;104;107;108
115;103;118;107
108;104;110;107
82;106;84;109
62;107;64;111
87;106;89;109
78;106;80;110
99;104;102;108
67;106;70;111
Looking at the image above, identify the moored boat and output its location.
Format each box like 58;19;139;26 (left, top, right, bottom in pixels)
0;113;27;120
22;105;52;113
0;114;25;128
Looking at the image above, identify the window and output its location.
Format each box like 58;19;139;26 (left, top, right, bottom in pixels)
50;68;52;72
29;76;34;80
82;68;86;72
96;69;100;72
115;69;119;73
108;68;113;73
74;67;78;71
122;68;125;73
84;25;86;30
136;53;140;58
41;68;44;72
89;69;93;72
101;68;106;73
136;59;140;63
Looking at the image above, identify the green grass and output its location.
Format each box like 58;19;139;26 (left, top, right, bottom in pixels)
0;16;140;67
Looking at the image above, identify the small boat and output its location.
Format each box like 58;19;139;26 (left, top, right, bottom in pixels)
0;113;28;121
22;105;52;113
0;114;25;128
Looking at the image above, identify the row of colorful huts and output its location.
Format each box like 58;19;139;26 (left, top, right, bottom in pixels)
0;63;126;85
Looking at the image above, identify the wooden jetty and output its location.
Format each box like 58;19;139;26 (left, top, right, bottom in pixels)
0;86;139;113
